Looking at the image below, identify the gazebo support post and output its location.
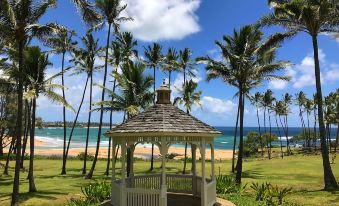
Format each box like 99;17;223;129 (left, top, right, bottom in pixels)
121;141;127;206
200;139;207;206
191;144;197;196
160;138;167;206
111;143;117;181
211;143;215;180
128;143;135;178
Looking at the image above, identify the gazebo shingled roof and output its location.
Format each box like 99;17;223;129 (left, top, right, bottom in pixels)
105;80;221;137
106;104;221;136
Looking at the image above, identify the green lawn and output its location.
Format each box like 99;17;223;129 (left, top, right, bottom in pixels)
0;154;338;206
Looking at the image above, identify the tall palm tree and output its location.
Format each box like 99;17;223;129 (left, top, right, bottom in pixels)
198;25;289;183
313;93;318;149
144;43;163;171
250;92;264;157
263;89;275;159
305;98;314;148
173;80;202;174
144;43;163;103
65;32;101;175
162;48;179;88
261;0;338;189
95;61;153;176
23;46;73;192
296;91;307;147
179;48;196;86
102;31;137;175
42;28;78;175
273;100;285;159
0;1;63;204
282;93;292;155
86;0;132;179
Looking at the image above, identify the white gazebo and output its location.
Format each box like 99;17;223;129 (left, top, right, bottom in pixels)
105;82;222;206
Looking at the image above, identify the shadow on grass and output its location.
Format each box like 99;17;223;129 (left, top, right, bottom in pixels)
18;190;69;204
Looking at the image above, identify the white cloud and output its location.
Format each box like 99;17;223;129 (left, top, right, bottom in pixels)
281;49;339;89
268;79;288;90
121;0;201;41
200;96;236;115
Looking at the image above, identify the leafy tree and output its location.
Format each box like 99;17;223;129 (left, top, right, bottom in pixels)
261;0;339;189
198;25;289;183
23;46;73;192
0;1;63;204
244;131;261;157
143;43;163;171
86;0;132;179
162;48;179;88
174;80;202;174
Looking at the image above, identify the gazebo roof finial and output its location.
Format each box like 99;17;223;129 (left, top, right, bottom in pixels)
156;79;171;104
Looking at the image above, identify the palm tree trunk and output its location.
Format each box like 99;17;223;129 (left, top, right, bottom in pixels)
299;106;306;148
264;107;270;159
232;99;240;173
61;51;67;175
169;71;171;88
312;35;338;189
268;109;272;159
105;72;118;176
64;75;89;173
328;124;332;152
21;100;31;168
3;138;14;175
83;73;93;175
307;112;311;148
335;124;338;153
150;144;154;171
256;106;264;157
275;115;283;159
153;66;156;103
28;98;37;192
313;105;317;149
235;88;244;184
11;39;24;206
182;109;190;174
86;23;112;179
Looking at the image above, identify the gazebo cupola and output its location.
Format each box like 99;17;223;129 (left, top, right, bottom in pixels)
156;79;171;104
105;81;222;206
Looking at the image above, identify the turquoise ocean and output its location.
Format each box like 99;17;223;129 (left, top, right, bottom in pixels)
35;127;338;150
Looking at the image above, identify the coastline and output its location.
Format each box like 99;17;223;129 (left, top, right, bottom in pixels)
31;139;234;160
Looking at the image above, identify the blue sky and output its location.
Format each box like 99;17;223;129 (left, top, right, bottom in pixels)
35;0;339;127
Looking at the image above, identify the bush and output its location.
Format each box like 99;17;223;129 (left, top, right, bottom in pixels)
244;131;261;157
216;175;246;195
67;181;111;206
250;182;292;205
77;152;94;161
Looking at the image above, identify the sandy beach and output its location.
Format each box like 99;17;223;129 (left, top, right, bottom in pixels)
30;139;233;160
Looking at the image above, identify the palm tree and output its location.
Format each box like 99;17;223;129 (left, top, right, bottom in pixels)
282;93;292;155
261;0;338;189
42;28;78;175
144;43;163;103
273;100;285;159
64;32;101;175
179;48;196;86
23;46;73;192
144;43;163;171
86;0;132;179
162;48;179;88
263;89;275;159
198;25;289;183
102;31;137;175
173;80;202;174
296;91;307;147
305;98;314;148
313;93;318;149
95;61;153;176
0;1;63;204
250;92;264;157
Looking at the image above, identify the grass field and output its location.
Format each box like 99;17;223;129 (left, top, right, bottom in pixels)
0;154;338;206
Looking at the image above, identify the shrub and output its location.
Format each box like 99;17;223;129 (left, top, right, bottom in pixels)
77;152;94;161
251;182;292;205
67;181;111;206
216;175;247;195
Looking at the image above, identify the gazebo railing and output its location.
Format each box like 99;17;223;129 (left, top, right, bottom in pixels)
206;179;216;206
126;174;161;189
166;174;193;193
126;187;162;206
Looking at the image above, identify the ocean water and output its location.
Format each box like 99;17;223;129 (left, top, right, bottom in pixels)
35;126;338;150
